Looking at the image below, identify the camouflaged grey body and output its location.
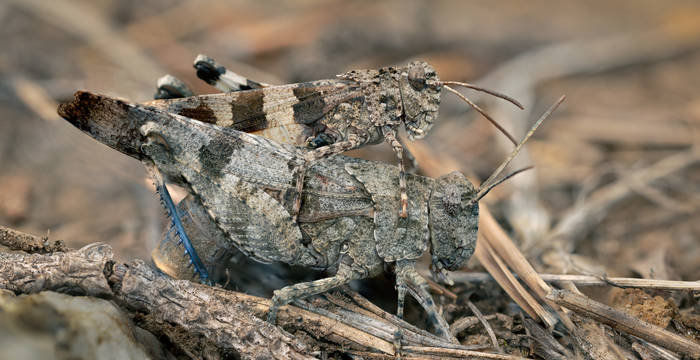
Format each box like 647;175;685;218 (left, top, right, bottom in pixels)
140;105;477;265
58;92;475;340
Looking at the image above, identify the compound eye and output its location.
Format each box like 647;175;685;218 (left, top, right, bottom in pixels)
441;183;461;216
408;65;426;91
144;131;170;150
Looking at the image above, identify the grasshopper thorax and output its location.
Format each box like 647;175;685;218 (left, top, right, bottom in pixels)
398;61;441;140
428;171;478;272
339;61;441;140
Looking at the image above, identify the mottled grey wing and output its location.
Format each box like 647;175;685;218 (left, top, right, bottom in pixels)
296;156;376;223
146;79;364;145
141;109;306;264
344;162;431;262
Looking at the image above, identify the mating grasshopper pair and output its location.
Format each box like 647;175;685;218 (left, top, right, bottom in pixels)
58;81;561;339
150;55;523;222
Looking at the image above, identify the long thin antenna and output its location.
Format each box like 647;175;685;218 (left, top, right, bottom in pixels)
441;81;524;109
479;95;566;191
443;85;518;146
470;166;534;205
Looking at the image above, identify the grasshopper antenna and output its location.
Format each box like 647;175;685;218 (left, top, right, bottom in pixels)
473;95;566;203
441;83;520;146
470;166;533;205
441;81;524;109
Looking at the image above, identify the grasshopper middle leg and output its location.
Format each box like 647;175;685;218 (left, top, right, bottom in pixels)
383;129;409;218
267;255;364;323
289;133;367;220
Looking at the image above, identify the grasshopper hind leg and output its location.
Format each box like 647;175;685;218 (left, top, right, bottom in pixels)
145;162;211;284
194;54;267;92
154;75;194;100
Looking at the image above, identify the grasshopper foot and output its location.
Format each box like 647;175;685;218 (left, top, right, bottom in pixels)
267;293;283;324
396;260;458;343
306;133;333;149
393;329;404;358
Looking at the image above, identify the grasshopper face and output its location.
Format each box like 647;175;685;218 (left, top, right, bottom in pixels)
428;171;479;273
398;61;442;140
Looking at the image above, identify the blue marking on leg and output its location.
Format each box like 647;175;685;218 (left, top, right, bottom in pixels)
156;183;211;284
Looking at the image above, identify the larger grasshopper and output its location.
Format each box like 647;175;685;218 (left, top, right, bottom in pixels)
148;56;523;220
58;91;561;340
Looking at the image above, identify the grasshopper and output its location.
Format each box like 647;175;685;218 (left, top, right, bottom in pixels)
148;55;523;220
58;90;562;340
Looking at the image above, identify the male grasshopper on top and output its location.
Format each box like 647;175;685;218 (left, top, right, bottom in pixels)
148;55;523;220
58;90;562;340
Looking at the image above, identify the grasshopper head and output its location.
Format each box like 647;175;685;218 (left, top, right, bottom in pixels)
429;171;478;274
399;61;441;140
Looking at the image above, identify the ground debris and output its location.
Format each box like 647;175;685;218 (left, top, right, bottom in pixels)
610;288;677;328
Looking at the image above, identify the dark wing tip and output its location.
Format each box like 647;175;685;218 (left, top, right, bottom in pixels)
56;91;145;158
57;91;100;130
57;91;132;128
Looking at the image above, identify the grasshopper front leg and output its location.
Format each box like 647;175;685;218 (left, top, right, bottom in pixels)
396;135;418;174
395;260;457;343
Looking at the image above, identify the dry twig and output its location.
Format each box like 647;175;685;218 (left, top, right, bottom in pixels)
0;225;65;254
0;226;506;358
466;300;502;353
449;271;700;291
521;318;569;360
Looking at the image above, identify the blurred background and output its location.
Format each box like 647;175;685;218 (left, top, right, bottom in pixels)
0;0;699;291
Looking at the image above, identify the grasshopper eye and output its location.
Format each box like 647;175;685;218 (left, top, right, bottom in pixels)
441;183;461;216
408;65;426;91
143;131;171;151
